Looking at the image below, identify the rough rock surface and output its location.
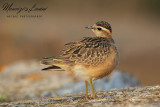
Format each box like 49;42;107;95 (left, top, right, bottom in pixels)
0;85;160;107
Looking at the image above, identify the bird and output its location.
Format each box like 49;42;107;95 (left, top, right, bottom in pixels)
40;21;119;99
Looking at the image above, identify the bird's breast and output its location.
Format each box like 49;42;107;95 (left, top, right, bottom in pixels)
73;50;118;80
72;42;119;80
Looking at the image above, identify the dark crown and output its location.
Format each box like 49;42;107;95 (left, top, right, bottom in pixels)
96;21;112;33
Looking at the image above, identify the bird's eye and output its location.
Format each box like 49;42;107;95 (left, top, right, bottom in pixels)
97;28;102;30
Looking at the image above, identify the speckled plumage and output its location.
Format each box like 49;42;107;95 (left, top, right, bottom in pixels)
41;21;119;99
62;37;113;65
41;36;118;74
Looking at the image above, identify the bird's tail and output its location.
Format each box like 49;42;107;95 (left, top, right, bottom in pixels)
40;57;54;65
40;57;63;71
42;65;62;70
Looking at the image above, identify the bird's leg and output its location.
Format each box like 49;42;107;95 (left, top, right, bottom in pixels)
84;80;89;99
89;77;96;99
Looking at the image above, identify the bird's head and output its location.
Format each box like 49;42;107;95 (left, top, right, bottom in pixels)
85;21;112;38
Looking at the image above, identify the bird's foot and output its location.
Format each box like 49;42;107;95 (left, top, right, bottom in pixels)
85;94;96;100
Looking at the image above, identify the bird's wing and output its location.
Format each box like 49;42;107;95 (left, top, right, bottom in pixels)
57;37;112;66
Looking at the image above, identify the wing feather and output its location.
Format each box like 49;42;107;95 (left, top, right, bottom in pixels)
56;37;112;65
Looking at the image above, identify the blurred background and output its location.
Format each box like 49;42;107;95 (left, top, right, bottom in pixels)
0;0;160;101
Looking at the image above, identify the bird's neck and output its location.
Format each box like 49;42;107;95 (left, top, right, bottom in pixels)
96;33;112;39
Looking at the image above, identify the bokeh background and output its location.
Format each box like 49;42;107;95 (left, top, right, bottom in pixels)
0;0;160;86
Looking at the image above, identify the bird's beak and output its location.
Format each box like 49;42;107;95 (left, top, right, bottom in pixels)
85;26;94;29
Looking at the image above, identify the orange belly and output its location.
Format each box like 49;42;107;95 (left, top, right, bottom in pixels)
73;51;119;80
87;52;118;79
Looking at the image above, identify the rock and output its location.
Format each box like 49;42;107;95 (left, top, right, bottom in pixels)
0;85;160;107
